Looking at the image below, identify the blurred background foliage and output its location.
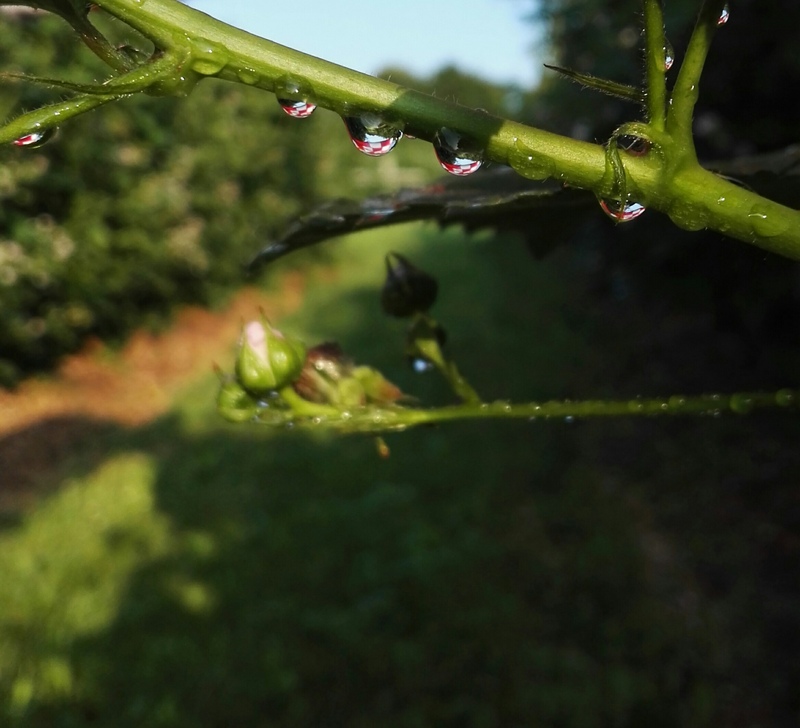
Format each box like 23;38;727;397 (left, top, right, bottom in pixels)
0;1;799;726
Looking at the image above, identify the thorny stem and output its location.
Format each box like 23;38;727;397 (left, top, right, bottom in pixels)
642;0;667;131
2;0;799;258
666;0;728;156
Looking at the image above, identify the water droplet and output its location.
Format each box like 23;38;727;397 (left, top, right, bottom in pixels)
410;357;433;373
668;201;709;231
717;4;730;25
433;127;483;176
668;395;687;411
237;67;260;85
13;127;58;148
599;197;646;222
748;204;789;238
508;137;554;180
564;415;575;424
729;394;754;414
627;399;645;413
343;113;403;156
278;99;317;119
616;134;651;157
191;40;229;75
663;39;675;71
775;389;795;407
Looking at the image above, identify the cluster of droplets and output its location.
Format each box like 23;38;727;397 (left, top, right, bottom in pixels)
275;95;484;176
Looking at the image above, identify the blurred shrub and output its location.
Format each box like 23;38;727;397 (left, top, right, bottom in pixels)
0;11;437;385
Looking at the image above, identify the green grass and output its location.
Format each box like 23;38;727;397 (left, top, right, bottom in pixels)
1;224;795;727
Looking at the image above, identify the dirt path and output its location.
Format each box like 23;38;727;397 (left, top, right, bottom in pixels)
0;274;307;508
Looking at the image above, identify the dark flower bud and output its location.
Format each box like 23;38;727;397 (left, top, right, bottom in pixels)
380;252;438;318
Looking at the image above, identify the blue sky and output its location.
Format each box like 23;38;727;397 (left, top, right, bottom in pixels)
190;0;543;88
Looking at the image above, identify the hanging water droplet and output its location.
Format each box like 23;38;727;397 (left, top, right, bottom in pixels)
616;134;651;157
598;197;646;222
433;127;483;176
564;415;575;424
13;127;57;148
717;4;730;25
343;113;403;156
663;39;675;71
278;99;317;119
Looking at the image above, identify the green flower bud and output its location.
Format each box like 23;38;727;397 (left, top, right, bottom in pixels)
235;318;307;395
217;378;258;423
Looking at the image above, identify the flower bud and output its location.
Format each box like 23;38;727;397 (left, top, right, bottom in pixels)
380;252;438;318
235;318;307;395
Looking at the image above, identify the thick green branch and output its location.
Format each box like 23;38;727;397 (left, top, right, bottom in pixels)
6;0;800;259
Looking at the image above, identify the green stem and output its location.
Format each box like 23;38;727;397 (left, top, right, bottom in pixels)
666;0;728;155
642;0;667;131
256;388;798;434
0;51;183;143
6;0;800;259
412;314;482;405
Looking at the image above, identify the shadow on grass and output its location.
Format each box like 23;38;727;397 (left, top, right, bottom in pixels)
3;226;800;726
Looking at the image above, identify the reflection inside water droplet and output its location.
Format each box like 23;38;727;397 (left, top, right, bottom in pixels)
343;113;403;156
663;39;675;70
616;134;651;157
278;99;317;118
718;4;730;25
433;128;483;176
598;197;646;222
13;127;57;148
